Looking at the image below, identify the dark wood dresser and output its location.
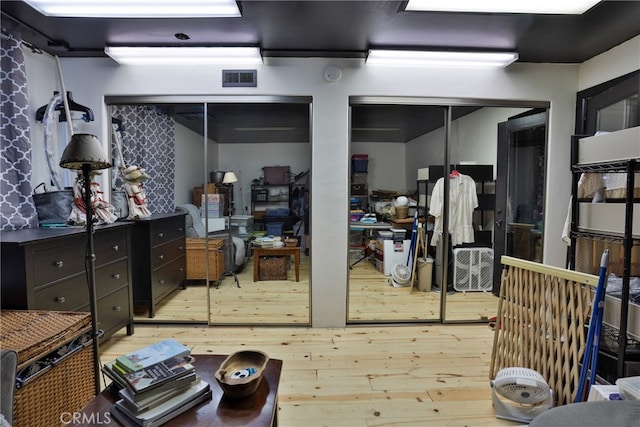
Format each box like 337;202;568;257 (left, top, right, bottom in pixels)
1;222;134;339
131;212;186;318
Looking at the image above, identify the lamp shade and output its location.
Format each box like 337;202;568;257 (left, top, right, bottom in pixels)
59;133;112;170
223;171;238;184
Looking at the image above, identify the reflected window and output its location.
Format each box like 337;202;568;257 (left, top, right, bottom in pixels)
597;94;638;132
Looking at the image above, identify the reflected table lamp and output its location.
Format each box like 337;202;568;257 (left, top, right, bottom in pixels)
221;171;241;287
59;133;112;395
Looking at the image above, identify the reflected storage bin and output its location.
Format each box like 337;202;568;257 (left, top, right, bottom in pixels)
378;230;393;240
0;310;95;427
265;222;284;236
258;256;288;280
349;247;365;261
230;215;254;236
350;230;364;246
350;210;365;222
262;166;290;184
351;154;369;173
351;172;368;184
185;237;225;281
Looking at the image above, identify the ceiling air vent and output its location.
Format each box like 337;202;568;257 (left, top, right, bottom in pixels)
222;69;257;87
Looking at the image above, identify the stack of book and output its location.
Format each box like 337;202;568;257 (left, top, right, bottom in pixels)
102;339;211;427
252;236;279;247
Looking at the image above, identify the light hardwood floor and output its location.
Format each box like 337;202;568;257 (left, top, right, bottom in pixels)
100;323;524;427
134;254;500;325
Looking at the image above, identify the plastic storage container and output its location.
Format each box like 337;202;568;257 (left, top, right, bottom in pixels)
351;172;368;184
350;230;364;246
378;230;393;240
350;210;365;222
390;228;407;240
351;154;369;173
265;207;290;217
616;376;640;400
230;215;254;236
262;166;290;184
265;222;284;236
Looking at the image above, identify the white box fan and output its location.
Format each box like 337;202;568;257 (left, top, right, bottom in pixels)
452;247;493;291
490;367;553;423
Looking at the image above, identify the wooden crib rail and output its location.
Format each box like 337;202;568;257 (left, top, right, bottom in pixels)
490;256;600;406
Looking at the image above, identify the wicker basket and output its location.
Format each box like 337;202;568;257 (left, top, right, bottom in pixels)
185;237;225;281
258;256;288;280
0;310;95;427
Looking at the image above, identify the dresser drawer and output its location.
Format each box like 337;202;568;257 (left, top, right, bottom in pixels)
95;259;129;298
1;222;134;340
150;216;185;247
151;238;185;270
97;287;131;334
32;240;86;288
34;276;90;311
130;213;185;318
94;228;129;265
151;257;185;299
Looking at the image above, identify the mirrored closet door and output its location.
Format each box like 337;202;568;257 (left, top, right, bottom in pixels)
347;101;446;323
109;100;210;324
107;96;311;325
347;97;549;324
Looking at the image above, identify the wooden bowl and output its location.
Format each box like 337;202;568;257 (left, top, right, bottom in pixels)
284;237;298;247
215;350;269;399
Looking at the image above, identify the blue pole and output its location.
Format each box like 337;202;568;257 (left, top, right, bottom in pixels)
575;249;609;402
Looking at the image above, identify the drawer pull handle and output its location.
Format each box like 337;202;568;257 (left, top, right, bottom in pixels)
112;273;120;280
159;279;165;284
112;244;119;251
114;306;122;312
158;254;164;260
158;232;164;238
55;260;64;268
178;227;183;232
55;296;66;303
178;246;184;251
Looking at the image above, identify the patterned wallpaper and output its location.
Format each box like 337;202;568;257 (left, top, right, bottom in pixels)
1;37;177;231
111;105;176;214
1;31;37;231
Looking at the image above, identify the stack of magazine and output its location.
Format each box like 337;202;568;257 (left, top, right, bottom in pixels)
252;236;277;247
102;339;212;427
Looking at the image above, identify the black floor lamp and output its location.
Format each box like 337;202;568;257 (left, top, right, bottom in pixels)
59;133;112;396
221;171;240;288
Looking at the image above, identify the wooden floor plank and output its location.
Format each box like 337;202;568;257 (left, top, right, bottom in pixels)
99;323;524;426
134;253;499;324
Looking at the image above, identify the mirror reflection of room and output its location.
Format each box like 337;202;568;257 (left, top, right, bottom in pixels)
109;99;312;326
347;102;548;323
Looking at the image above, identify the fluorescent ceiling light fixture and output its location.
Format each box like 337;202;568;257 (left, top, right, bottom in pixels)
24;0;241;18
105;47;262;65
352;127;401;132
234;127;297;132
405;0;601;15
366;50;518;68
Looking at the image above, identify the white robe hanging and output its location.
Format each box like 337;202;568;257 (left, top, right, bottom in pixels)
429;173;478;247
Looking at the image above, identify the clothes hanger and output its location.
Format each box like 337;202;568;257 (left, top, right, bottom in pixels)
112;116;124;132
35;91;94;123
449;166;460;178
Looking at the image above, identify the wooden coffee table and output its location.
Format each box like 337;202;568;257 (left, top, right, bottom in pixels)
70;354;282;427
253;246;301;282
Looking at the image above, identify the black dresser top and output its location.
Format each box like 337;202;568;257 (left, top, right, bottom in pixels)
1;221;133;245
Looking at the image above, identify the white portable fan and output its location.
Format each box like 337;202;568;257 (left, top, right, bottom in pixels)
390;263;411;287
490;367;553;423
453;248;493;291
